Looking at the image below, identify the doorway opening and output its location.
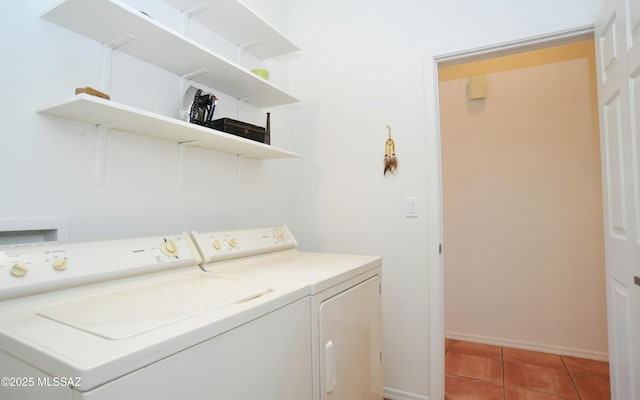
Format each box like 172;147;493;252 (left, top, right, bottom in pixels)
428;27;611;400
439;37;607;359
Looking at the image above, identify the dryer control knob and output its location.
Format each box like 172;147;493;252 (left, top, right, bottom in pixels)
213;240;221;250
10;264;28;277
228;239;237;248
161;240;179;257
52;258;67;271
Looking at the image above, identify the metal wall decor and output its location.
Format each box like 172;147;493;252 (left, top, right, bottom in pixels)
383;124;398;175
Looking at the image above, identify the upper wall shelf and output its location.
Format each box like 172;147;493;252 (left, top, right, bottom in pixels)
41;0;298;108
38;94;299;159
164;0;299;59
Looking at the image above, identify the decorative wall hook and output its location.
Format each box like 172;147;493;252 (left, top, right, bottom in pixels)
383;124;398;175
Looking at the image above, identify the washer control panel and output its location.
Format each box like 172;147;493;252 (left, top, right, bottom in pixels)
0;233;200;300
192;225;297;263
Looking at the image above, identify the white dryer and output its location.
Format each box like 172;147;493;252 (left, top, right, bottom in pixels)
0;232;312;400
191;225;383;400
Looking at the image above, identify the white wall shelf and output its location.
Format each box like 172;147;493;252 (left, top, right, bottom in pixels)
164;0;299;59
38;94;299;160
41;0;299;108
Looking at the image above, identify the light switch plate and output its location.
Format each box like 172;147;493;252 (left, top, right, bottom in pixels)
405;197;418;217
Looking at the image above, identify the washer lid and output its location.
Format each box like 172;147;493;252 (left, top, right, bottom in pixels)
36;274;273;340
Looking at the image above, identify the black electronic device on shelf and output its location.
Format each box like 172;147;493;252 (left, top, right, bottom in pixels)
181;86;270;145
188;88;217;127
211;118;267;144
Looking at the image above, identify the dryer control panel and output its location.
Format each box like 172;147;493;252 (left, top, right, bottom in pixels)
192;225;297;263
0;233;200;300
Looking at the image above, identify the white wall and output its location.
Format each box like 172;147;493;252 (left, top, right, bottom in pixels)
0;0;294;241
283;1;605;399
1;1;607;399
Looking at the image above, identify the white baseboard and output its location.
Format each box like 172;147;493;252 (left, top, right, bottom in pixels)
383;387;429;400
445;331;609;362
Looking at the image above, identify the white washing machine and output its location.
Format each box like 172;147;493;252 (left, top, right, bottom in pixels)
0;231;312;400
191;225;383;400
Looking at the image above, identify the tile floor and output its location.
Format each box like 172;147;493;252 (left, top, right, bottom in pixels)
445;339;611;400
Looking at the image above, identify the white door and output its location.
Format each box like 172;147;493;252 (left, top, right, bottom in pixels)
319;276;382;400
594;0;640;398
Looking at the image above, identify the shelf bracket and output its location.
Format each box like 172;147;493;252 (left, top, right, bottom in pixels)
101;34;136;94
180;69;209;92
180;2;211;35
236;154;245;194
236;39;262;64
94;122;121;186
236;96;261;119
179;69;209;118
178;140;200;192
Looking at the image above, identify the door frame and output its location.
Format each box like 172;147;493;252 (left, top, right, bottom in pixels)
425;24;597;400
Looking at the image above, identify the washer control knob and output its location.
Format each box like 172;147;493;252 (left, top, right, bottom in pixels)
213;240;221;250
161;240;179;257
228;239;237;248
52;258;67;271
10;264;28;278
274;229;286;241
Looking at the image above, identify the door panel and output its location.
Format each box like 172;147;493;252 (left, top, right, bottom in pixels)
628;0;640;46
600;14;618;81
633;70;640;243
603;91;628;238
595;0;640;398
319;276;382;400
611;279;633;399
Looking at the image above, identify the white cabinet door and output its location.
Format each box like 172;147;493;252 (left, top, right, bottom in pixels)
594;0;640;398
319;276;382;400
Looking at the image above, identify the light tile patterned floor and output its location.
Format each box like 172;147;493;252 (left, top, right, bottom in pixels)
444;339;611;400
